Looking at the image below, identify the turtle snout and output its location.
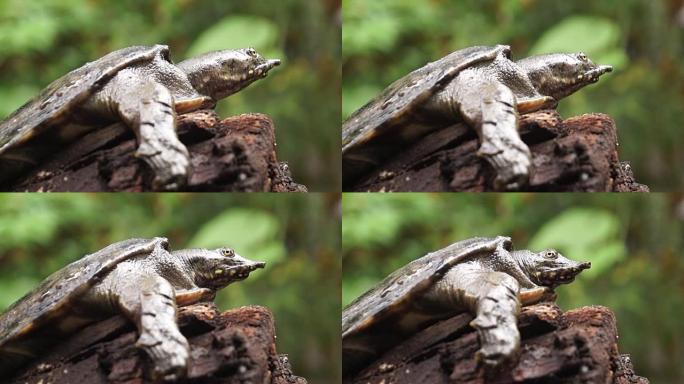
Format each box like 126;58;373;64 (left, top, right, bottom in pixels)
249;261;266;270
254;60;281;78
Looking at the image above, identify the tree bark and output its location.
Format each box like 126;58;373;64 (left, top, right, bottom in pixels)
348;111;649;192
10;303;307;384
346;303;648;384
6;111;307;192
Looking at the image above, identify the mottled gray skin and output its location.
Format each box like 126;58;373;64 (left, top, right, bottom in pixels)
342;236;590;377
0;45;280;190
342;45;612;190
0;237;265;381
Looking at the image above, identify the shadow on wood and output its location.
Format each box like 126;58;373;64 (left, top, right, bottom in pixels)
346;303;648;384
348;111;649;192
5;111;307;192
10;303;307;384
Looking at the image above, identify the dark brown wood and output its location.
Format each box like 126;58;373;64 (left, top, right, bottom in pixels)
346;303;648;384
348;111;649;192
6;110;307;192
9;303;307;384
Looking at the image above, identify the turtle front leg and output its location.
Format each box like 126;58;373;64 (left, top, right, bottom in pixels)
85;265;190;381
469;271;522;368
425;265;522;369
132;274;190;381
104;70;190;190
450;69;532;190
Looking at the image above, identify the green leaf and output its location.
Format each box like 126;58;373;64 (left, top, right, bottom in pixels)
184;15;281;59
342;206;402;249
0;277;39;310
342;84;381;119
581;240;625;278
0;199;60;251
529;16;626;70
0;85;39;118
529;208;619;249
188;208;285;266
529;208;626;279
0;11;59;58
342;12;401;56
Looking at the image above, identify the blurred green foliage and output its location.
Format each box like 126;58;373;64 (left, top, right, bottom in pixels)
0;193;341;384
343;193;684;383
342;0;684;190
0;0;341;191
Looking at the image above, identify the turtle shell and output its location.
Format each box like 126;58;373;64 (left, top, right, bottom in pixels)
0;45;168;165
0;237;167;349
341;45;510;182
342;236;511;338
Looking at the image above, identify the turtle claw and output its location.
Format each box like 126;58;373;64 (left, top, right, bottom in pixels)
494;161;530;191
136;328;190;381
478;139;532;191
472;316;520;371
136;139;190;191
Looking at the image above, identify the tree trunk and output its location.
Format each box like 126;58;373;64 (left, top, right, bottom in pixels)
348;111;649;192
346;303;649;384
10;303;307;384
6;111;307;192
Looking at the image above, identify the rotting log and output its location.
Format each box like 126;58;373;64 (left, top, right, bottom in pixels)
9;303;307;384
348;111;649;192
345;303;648;384
5;110;307;192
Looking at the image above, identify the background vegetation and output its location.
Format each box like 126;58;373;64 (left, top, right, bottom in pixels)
0;193;341;383
343;0;684;191
343;193;684;383
0;0;341;191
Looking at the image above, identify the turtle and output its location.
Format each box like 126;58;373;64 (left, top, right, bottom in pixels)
342;45;613;190
0;45;280;190
342;236;591;377
0;237;265;381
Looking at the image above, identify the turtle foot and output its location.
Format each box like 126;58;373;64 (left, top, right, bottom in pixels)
471;317;520;369
477;139;532;191
136;139;190;191
136;327;190;381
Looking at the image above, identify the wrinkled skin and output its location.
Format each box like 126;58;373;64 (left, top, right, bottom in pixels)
87;47;280;190
342;45;612;190
0;238;265;382
428;49;611;190
0;46;280;191
342;239;590;377
85;243;265;381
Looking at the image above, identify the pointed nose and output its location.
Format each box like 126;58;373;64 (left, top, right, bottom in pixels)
579;261;591;270
599;65;613;73
249;261;266;270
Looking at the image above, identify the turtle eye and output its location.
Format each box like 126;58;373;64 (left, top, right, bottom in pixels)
577;52;587;61
245;48;257;57
543;250;558;259
221;248;235;258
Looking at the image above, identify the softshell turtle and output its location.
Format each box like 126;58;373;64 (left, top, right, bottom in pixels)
0;237;265;381
342;236;590;377
0;45;280;190
342;45;612;190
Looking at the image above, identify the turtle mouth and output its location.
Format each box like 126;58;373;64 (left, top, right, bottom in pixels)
251;59;280;78
583;65;613;83
233;261;266;280
212;261;265;281
534;261;591;286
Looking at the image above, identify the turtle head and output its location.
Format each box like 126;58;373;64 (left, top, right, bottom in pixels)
175;247;265;290
517;52;612;100
177;47;280;101
512;249;590;289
